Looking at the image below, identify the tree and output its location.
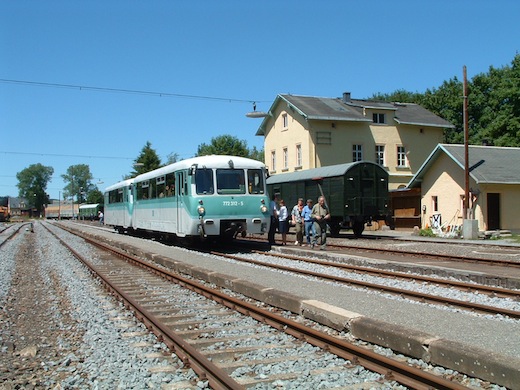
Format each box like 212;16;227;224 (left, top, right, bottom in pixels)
248;146;265;163
86;188;104;204
16;163;54;214
165;152;180;165
61;164;94;204
367;53;520;147
128;141;162;177
196;134;263;160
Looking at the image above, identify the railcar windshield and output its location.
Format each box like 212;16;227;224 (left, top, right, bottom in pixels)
216;169;246;194
195;168;214;194
247;169;265;194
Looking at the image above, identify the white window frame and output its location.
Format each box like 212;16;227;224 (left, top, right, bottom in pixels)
296;144;302;168
352;144;363;162
282;147;288;170
397;145;407;167
373;113;386;124
282;113;288;129
270;150;276;172
375;145;385;166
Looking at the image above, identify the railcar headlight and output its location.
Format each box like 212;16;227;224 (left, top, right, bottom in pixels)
198;199;205;216
260;205;268;213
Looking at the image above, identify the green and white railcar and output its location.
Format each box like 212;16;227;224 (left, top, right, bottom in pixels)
106;156;270;240
104;179;134;232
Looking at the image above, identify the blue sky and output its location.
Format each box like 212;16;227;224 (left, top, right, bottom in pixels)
1;0;519;200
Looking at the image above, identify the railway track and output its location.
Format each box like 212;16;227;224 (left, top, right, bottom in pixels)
0;222;31;248
252;250;520;299
46;222;473;389
211;250;520;319
241;234;520;268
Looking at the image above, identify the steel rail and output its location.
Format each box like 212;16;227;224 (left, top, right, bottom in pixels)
43;224;243;390
254;250;520;299
241;236;520;268
0;222;31;249
212;251;520;319
325;242;520;268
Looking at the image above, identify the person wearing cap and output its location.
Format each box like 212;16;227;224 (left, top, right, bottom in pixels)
311;195;330;250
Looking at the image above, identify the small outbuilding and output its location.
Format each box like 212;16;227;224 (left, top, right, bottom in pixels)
408;144;520;233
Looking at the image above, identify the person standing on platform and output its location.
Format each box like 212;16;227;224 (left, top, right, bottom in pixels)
311;195;330;250
268;194;279;244
277;199;289;245
302;199;314;246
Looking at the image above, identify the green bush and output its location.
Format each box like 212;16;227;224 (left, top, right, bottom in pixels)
419;227;436;237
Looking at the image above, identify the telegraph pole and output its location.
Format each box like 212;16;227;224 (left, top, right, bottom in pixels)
463;66;469;219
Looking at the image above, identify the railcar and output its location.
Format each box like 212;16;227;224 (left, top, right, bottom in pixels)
78;203;103;220
45;202;79;219
104;179;135;232
266;161;390;237
104;156;270;241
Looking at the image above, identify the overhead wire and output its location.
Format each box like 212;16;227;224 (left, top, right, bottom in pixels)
0;78;270;104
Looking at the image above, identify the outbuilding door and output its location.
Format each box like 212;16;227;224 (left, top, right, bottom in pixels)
487;193;500;230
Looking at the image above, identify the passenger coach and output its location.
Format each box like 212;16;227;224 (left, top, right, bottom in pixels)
267;161;390;237
104;155;270;241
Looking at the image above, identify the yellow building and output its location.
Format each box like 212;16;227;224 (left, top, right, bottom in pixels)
256;93;454;190
408;144;520;233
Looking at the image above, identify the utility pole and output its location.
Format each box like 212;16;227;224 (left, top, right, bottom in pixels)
463;65;469;219
462;65;478;239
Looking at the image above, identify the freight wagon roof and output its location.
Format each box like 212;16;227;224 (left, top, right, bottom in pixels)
266;161;385;185
79;203;100;210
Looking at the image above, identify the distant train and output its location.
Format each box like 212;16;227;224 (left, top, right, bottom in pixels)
104;155;271;242
79;203;103;220
0;196;9;222
266;161;390;237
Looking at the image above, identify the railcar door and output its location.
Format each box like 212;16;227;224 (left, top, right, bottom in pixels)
125;184;133;228
176;171;187;235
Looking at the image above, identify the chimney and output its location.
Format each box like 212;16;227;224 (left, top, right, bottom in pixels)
342;92;351;103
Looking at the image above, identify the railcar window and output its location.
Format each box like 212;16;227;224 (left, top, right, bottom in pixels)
216;169;246;194
247;169;264;194
150;179;157;199
195;169;214;194
156;176;166;198
166;173;175;196
137;181;149;200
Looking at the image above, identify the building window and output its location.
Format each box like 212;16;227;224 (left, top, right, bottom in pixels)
397;146;407;167
316;131;331;145
352;144;363;162
373;113;386;124
283;147;288;170
270;150;276;172
296;144;302;167
375;145;385;166
431;196;438;212
282;113;288;128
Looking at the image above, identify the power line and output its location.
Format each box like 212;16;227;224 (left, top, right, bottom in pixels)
0;151;133;160
0;78;269;104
